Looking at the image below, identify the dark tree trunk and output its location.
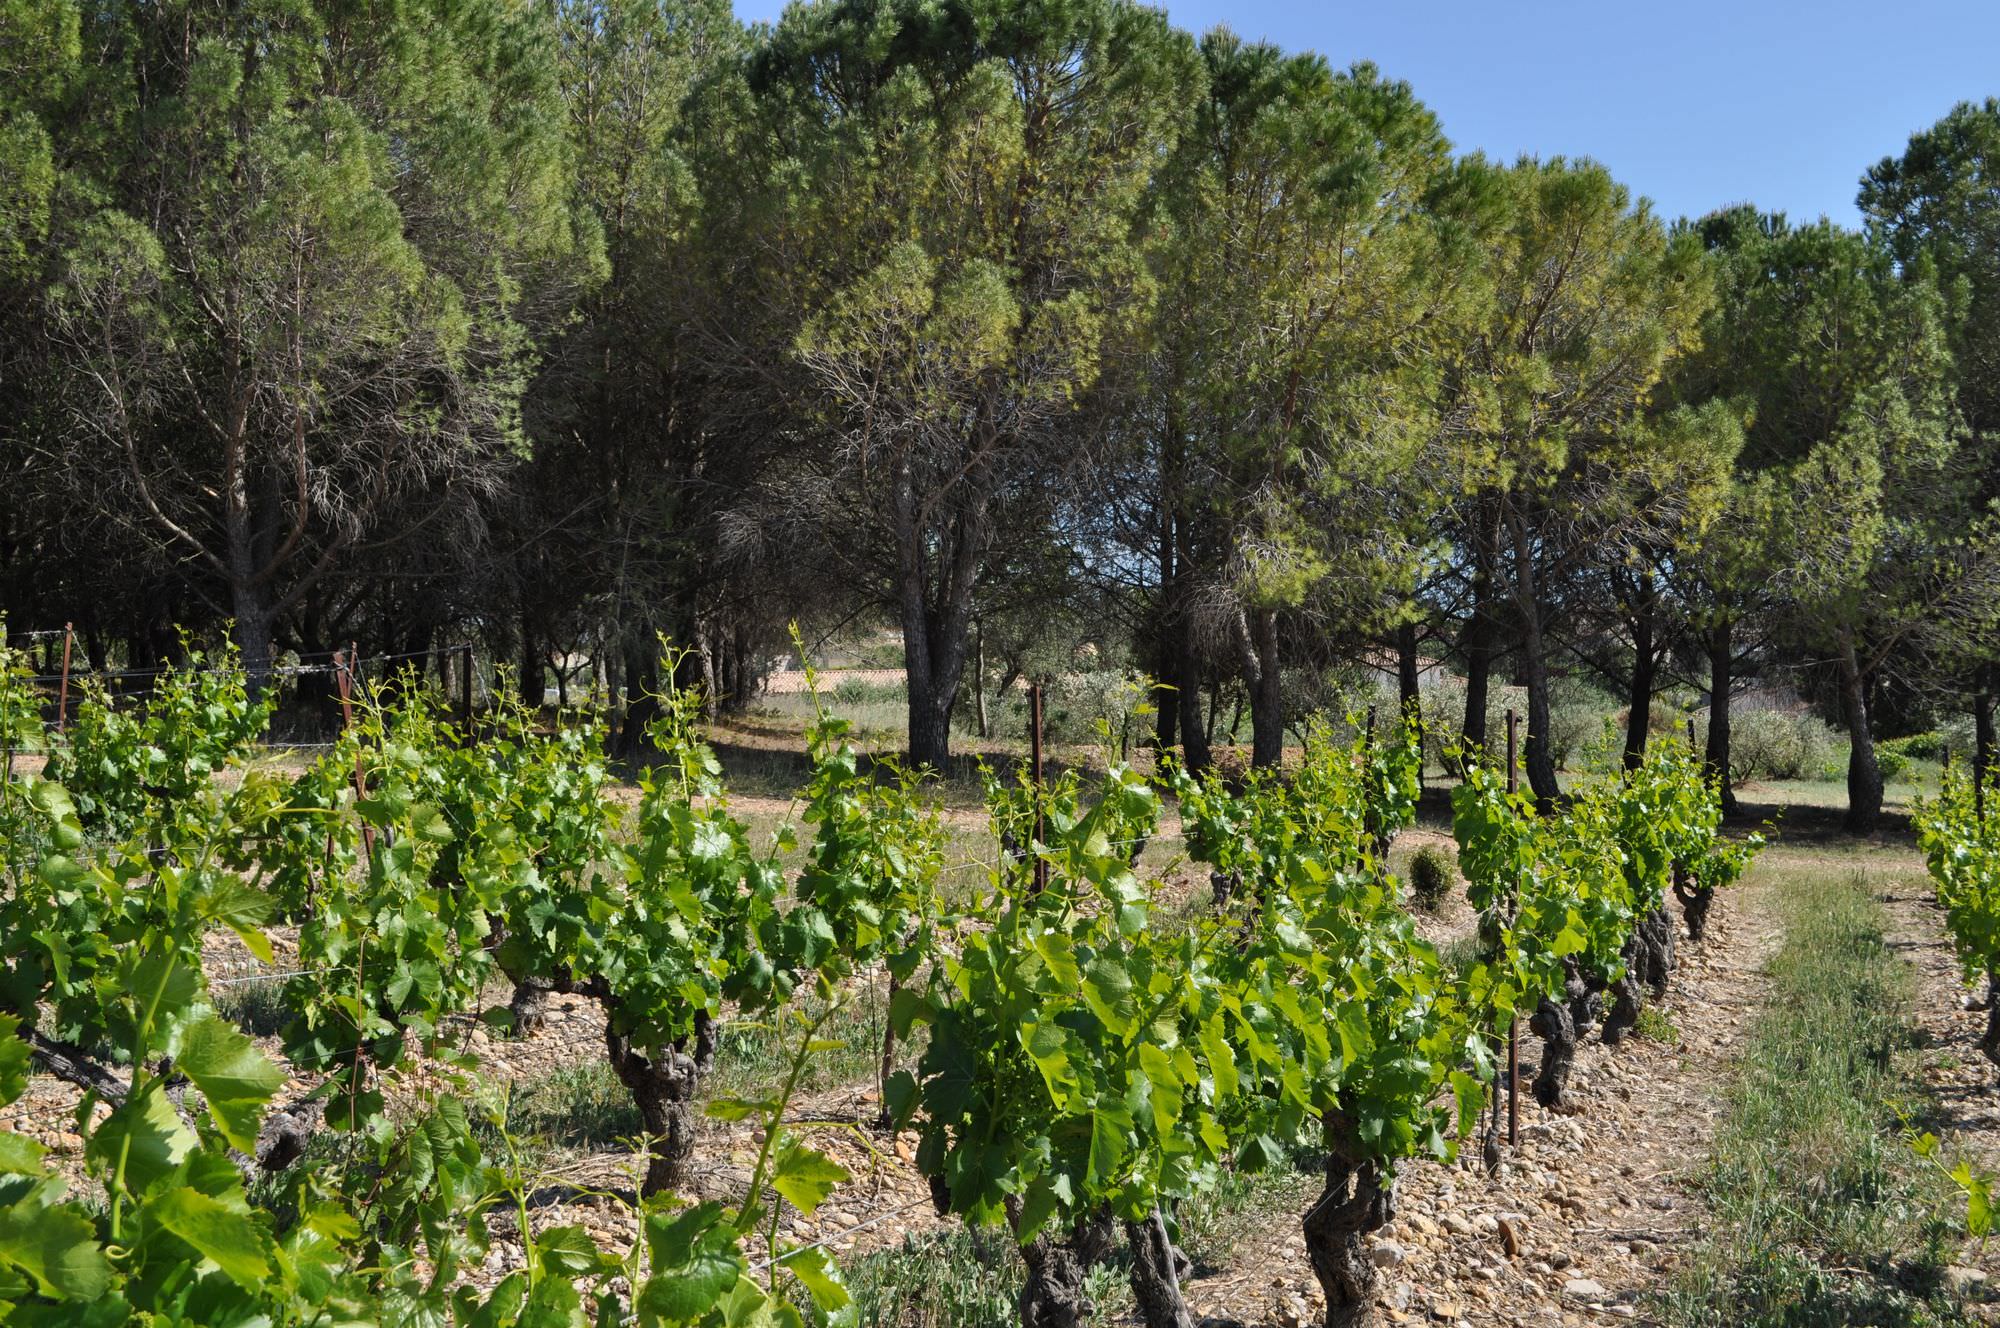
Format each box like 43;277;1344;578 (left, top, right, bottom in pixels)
1460;512;1499;757
1154;505;1179;755
1246;606;1283;770
1015;1208;1118;1328
1835;629;1882;833
1622;572;1656;771
1396;620;1423;785
1974;668;1995;791
1177;624;1211;772
906;687;955;777
1705;620;1738;816
1507;511;1560;807
894;459;987;776
1303;1110;1393;1328
1124;1208;1195;1328
519;609;546;712
692;621;719;721
605;1011;716;1196
230;581;277;702
617;640;659;759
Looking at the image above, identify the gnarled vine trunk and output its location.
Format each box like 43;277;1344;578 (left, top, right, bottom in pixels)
1983;973;2000;1068
1014;1207;1118;1328
1124;1207;1195;1328
1303;1109;1394;1328
1673;861;1715;943
605;1011;716;1196
1530;959;1592;1110
1600;929;1644;1046
1635;906;1676;996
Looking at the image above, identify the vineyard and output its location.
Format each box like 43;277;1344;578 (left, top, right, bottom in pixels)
0;633;1802;1328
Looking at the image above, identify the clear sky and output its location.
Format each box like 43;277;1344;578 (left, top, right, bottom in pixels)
730;0;2000;228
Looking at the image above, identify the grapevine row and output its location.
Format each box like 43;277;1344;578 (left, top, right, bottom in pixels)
0;635;1754;1328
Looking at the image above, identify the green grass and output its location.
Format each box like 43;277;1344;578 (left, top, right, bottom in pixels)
1656;869;1971;1328
706;982;914;1107
1635;1003;1680;1046
503;1060;643;1151
842;1227;1022;1328
214;976;292;1038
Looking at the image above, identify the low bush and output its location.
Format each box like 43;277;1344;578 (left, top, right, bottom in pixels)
1727;707;1841;784
1408;844;1455;913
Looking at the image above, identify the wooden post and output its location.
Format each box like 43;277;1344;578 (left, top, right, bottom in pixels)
56;623;73;733
1506;708;1518;794
460;644;475;740
1030;682;1048;895
336;646;375;862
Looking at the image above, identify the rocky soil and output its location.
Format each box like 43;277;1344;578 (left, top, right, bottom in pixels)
11;839;2000;1327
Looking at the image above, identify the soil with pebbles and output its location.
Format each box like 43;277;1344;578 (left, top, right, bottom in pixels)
14;837;2000;1327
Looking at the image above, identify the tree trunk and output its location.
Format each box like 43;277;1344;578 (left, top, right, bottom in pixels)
973;622;990;740
230;579;277;701
1125;1208;1195;1328
1622;573;1656;771
617;641;659;758
1460;514;1498;758
1835;629;1882;833
1015;1208;1118;1328
1705;620;1737;816
1247;607;1283;770
519;609;545;712
693;621;719;721
906;684;955;776
1974;667;1994;793
1507;511;1560;806
893;457;986;776
1303;1110;1393;1328
605;1012;716;1196
1396;620;1422;785
1176;621;1211;773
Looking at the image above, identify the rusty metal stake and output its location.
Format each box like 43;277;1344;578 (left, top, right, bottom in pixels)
336;646;375;863
1504;706;1520;1146
1030;682;1048;895
56;623;73;733
461;643;474;740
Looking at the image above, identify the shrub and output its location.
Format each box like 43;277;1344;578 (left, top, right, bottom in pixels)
1548;676;1620;771
1884;731;1945;762
1419;678;1528;770
832;676;905;708
1408;844;1455;913
1728;708;1841;784
1875;745;1910;782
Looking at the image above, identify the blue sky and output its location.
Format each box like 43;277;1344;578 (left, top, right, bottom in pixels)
730;0;2000;227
